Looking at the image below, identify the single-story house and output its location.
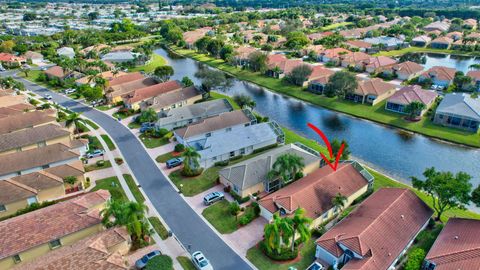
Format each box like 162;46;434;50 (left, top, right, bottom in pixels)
363;36;407;51
149;86;203;112
411;35;432;47
430;36;454;49
463;19;478;30
219;143;321;197
44;66;82;81
266;54;287;67
344;40;372;52
79;44;110;55
192;121;285;168
424;21;450;32
339;29;364;39
359;56;397;74
183;27;213;49
0;190;110;269
0;53;26;68
433;93;480;132
306;67;335;93
0;109;56;135
382;61;424;80
56;47;75;59
423;218;480;270
75;70;127;86
385;85;438;116
259;161;373;228
301;45;324;57
155;99;234;131
23;51;43;65
106;77;157;104
346;78;397;105
0;95;28;110
101;51;140;63
419;66;456;87
315;188;433;270
122;80;183;110
467;70;480;92
174;109;256;145
340;52;371;68
446;31;463;41
16;227;131;270
466;32;480;40
319;48;352;64
266;59;303;79
233;46;258;66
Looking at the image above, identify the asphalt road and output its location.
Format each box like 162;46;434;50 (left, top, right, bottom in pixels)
8;72;253;270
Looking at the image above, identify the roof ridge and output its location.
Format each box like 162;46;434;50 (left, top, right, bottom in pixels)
463;94;480;119
38;170;65;184
428;246;480;262
4;178;38;194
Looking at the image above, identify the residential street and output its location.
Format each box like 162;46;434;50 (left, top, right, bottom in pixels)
5;71;253;270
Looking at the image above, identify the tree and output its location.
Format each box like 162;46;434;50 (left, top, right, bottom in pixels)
101;200;152;246
194;37;212;54
263;213;293;254
412;167;473;221
229;202;241;220
219;45;234;61
331;139;350;160
206;39;224;58
285;31;309;50
399;52;427;64
181;76;194;87
404;101;426;120
285;208;312;252
87;12;99;21
23;12;37;21
194;68;232;98
332;193;348;212
267;153;305;186
63;176;77;187
137;108;158;123
82;86;103;102
453;71;473;91
248;51;268;73
233;94;256;109
154;66;174;82
324;71;358;98
65;112;83;134
286;64;313;86
182;147;202;176
404;248;426;270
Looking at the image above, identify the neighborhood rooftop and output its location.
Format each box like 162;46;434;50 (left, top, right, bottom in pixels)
436;93;480;121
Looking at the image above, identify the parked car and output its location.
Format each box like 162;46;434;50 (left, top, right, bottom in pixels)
166;157;183;169
86;149;104;159
0;66;5;72
64;88;76;94
135;250;161;269
140;122;156;133
44;94;53;100
203;191;224;206
306;261;324;270
192;251;213;270
40;66;47;71
90;99;105;107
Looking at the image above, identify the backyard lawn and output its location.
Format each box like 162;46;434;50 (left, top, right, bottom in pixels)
91;176;128;201
246;240;317;270
131;53;167;73
169;167;221;196
172;47;480;148
202;200;258;234
84;160;112;172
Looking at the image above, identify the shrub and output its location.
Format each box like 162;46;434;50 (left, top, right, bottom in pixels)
230;191;250;204
404;248;426;270
311;225;327;237
223;185;231;193
260;241;298;261
214;160;229;167
174;143;185;152
145;255;173;270
251;202;260;216
96;160;105;167
252;144;277;154
154;128;169;138
181;167;203;177
230;155;244;161
229;202;241;216
115;157;124;165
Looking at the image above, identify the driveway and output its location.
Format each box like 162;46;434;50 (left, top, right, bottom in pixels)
7;71;254;270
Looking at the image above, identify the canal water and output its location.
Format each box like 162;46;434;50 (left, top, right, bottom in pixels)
421;53;480;73
155;48;480;190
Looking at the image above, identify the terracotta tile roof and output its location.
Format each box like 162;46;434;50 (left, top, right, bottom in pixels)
10;170;64;191
422;66;456;81
467;32;480;39
388;61;424;76
183;28;210;44
266;54;288;66
45;66;66;79
234;46;258;59
108;77;157;98
23;51;43;60
355;78;396;96
259;162;372;219
175;109;252;139
345;40;373;49
307;33;326;41
0;108;52;131
321;48;352;59
151;86;201;110
308;66;335;81
364;56;397;70
424;218;480;270
44;160;85;178
0;53;25;63
0;190;110;260
432;36;454;44
0;142;81;176
108;72;145;87
341;52;371;65
467;70;480;81
0;95;27;108
124;80;183;104
0;180;37;204
75;71;127;85
387;85;438;106
268;59;304;74
0;123;69;153
316;188;433;269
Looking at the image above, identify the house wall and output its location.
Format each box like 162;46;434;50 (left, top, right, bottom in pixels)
0;224;103;269
0;156;80;180
0;135;72;155
148;94;203;112
36;185;65;202
0;199;28;218
315;245;341;269
433;112;480;132
370;88;396;106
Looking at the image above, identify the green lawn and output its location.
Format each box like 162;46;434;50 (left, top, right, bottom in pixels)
156;151;177;163
84;160;112;172
210;91;241;110
139;133;171;148
131;54;167;73
148;217;170;240
83;119;100;130
246;240;317;270
171;47;480;148
91;176;128;201
128;121;141;129
202;200;258;234
320;22;353;31
177;256;196;270
100;134;116;151
169;167;221;196
374;46;480;57
123;174;145;203
96;105;112;111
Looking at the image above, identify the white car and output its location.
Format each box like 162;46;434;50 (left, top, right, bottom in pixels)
44;94;53;100
64;88;76;94
192;251;213;270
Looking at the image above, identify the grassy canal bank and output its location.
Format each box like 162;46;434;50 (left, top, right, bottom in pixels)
168;46;480;148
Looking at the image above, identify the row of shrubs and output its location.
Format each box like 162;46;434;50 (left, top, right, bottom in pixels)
239;202;260;226
259;240;298;261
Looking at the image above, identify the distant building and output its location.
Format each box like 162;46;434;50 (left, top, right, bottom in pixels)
346;78;397;105
385;85;438;116
419;66;456;87
56;47;75;59
411;35;432;47
433;93;480;132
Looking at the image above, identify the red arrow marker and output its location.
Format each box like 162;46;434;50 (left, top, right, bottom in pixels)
307;123;345;172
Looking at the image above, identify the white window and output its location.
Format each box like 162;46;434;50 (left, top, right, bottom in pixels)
27;196;38;205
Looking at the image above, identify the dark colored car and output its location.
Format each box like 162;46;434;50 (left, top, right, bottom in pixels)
135;250;161;269
140;122;156;133
166;157;183;169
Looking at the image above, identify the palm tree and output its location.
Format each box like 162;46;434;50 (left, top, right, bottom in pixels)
65;112;83;134
182;147;202;175
233;94;256;109
332;193;348;213
263;214;293;254
267;153;305;187
286;208;312;252
404;101;426;120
